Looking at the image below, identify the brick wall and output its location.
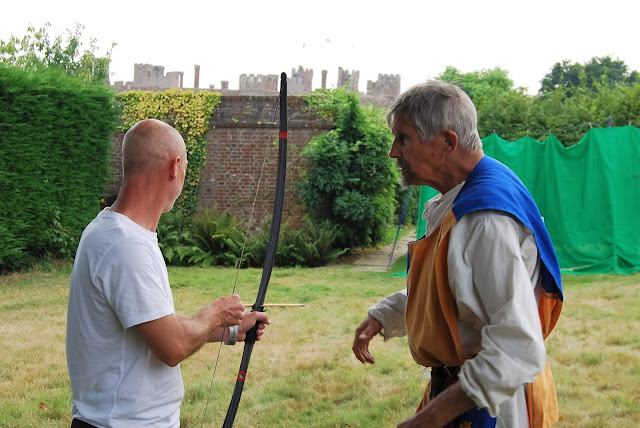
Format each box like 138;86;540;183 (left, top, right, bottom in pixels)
106;94;333;229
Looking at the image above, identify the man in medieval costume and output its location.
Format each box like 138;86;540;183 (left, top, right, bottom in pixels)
352;80;563;428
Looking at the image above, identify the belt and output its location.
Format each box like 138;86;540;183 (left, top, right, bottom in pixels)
430;365;461;397
432;365;460;378
71;419;98;428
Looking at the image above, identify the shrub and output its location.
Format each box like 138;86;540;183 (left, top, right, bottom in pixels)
247;218;342;268
300;89;398;249
185;209;247;268
43;205;79;259
394;185;420;226
288;218;345;267
0;64;118;272
157;211;195;266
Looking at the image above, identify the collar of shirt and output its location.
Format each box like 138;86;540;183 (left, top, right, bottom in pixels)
423;182;465;236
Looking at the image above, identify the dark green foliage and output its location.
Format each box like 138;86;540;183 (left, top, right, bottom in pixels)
247;218;342;268
394;185;419;226
437;61;640;145
540;56;638;97
157;211;194;266
300;89;398;249
438;66;533;141
157;210;340;268
0;64;118;272
186;210;247;268
524;81;640;144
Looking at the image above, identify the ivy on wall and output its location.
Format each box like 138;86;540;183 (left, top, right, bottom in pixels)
118;89;221;218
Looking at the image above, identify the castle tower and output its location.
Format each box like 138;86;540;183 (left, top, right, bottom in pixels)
289;66;313;94
367;74;401;99
337;67;360;92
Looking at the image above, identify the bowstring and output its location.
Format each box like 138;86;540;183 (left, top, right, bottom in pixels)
200;96;280;427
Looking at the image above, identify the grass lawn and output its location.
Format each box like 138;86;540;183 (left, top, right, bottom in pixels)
0;259;638;427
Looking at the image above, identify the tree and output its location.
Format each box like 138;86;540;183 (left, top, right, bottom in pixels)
539;60;585;96
438;66;515;99
435;60;640;144
532;57;640;143
0;23;114;84
437;66;531;140
539;56;638;97
300;89;398;249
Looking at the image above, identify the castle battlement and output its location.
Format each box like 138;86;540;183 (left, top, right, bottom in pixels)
112;64;401;108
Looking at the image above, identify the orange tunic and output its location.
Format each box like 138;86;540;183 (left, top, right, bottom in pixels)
405;211;562;427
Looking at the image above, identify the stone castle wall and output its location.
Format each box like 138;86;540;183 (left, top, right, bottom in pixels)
112;63;402;106
238;74;279;92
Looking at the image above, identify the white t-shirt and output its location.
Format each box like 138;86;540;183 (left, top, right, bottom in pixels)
66;210;183;427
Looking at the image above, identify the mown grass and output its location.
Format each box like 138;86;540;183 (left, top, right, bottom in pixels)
0;261;638;427
545;272;640;427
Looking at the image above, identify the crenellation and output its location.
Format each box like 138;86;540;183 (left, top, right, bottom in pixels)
113;64;183;92
112;64;399;109
239;74;279;92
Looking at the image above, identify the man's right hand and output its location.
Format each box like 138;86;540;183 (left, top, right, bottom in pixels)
352;315;383;364
210;295;245;328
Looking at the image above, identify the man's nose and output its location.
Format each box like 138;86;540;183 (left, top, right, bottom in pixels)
388;140;400;159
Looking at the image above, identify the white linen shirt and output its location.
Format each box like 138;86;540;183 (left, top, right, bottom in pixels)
368;184;547;427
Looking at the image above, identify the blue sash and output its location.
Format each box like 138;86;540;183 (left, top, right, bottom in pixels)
452;156;563;300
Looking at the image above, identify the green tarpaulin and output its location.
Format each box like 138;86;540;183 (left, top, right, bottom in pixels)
416;126;640;274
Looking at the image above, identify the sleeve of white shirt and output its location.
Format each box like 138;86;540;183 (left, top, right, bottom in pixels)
449;211;546;417
96;238;175;329
368;289;408;340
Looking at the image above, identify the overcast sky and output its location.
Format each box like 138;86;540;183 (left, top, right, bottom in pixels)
2;0;638;95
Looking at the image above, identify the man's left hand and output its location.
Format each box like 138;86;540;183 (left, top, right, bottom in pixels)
238;311;270;342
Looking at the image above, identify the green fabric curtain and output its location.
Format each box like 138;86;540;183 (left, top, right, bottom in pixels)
417;126;640;274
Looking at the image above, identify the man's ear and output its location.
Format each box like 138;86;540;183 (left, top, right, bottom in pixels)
170;156;180;179
442;130;459;151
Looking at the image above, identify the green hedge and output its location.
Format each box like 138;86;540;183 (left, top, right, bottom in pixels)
0;64;118;271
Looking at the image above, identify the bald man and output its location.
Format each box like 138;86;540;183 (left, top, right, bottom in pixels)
66;119;269;428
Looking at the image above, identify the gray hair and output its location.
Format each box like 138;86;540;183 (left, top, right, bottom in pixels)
386;80;482;152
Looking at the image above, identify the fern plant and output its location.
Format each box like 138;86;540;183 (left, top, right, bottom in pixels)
187;210;247;268
157;211;195;266
247;218;342;268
